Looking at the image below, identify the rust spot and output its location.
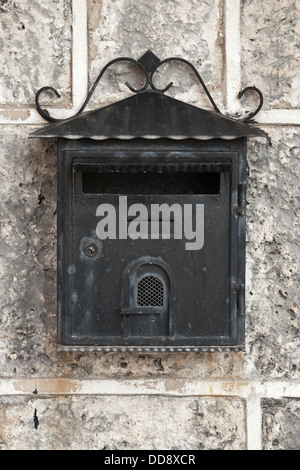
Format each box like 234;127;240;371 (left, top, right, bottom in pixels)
0;109;30;121
164;379;186;393
14;379;80;395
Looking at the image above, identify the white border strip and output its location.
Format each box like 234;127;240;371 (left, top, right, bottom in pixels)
0;108;79;125
71;0;88;112
246;397;262;450
256;109;300;125
224;0;242;113
1;378;299;398
0;108;299;127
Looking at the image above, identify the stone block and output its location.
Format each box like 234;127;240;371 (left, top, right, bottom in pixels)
0;395;246;450
87;0;224;110
0;126;57;376
194;397;246;450
0;0;71;106
262;399;300;450
246;127;300;379
241;0;300;109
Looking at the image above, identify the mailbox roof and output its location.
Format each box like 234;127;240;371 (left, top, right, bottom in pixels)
30;90;268;141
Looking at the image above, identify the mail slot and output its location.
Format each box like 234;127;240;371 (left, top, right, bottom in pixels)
30;50;268;352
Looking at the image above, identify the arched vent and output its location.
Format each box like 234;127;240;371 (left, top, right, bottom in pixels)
137;276;164;307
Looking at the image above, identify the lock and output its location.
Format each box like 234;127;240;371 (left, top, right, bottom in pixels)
81;239;101;258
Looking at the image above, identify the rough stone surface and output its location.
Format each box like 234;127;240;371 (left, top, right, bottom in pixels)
195;397;246;450
87;0;224;110
0;0;299;451
0;395;246;450
246;127;300;379
0;126;298;382
262;399;300;450
241;0;300;109
0;0;71;106
0;127;57;376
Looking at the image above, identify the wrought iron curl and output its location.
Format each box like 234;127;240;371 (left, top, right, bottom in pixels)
35;51;265;126
238;86;264;122
35;58;149;123
149;57;221;114
35;87;62;123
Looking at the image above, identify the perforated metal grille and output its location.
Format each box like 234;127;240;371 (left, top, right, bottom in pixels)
137;276;164;307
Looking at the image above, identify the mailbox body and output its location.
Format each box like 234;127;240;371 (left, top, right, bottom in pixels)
57;137;247;352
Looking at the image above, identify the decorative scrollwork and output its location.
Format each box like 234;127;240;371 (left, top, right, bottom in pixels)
35;87;62;122
35;57;149;123
149;57;221;114
238;86;264;122
35;51;264;124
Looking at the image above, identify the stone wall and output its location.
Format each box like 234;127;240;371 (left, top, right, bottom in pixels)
0;0;299;450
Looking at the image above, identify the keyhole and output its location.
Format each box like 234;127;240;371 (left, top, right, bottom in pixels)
82;241;99;258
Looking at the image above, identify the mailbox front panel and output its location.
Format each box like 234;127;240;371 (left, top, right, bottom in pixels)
57;140;246;351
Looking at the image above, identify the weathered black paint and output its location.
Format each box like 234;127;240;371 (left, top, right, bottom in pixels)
30;90;267;141
54;138;247;351
30;51;268;352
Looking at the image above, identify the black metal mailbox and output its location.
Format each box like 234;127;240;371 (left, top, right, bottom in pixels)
30;51;268;352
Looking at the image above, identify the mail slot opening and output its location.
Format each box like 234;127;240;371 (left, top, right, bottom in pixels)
81;171;221;195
